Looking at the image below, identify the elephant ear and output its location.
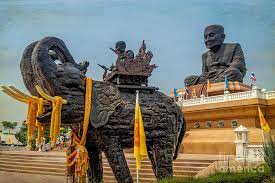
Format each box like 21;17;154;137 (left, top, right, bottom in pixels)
20;41;40;96
90;81;123;128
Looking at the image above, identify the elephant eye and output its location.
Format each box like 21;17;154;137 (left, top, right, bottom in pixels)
54;59;62;65
49;50;62;65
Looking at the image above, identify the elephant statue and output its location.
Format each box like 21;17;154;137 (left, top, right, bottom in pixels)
20;37;186;183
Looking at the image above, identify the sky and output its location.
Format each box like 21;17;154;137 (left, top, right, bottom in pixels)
0;0;274;123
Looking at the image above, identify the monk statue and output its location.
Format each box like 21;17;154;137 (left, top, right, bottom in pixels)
184;24;247;86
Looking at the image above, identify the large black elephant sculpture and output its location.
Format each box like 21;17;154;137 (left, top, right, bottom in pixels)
20;37;186;183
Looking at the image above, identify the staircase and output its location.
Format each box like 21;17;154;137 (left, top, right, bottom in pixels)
103;154;215;183
0;151;216;183
0;151;66;177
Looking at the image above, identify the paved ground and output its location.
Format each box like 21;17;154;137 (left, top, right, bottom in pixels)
0;150;235;160
0;171;66;183
0;150;235;182
0;150;66;155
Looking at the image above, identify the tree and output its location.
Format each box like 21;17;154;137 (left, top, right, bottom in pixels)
15;121;52;148
1;121;17;134
15;121;27;145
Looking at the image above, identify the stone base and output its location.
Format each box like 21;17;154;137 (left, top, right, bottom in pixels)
186;82;251;99
182;128;262;154
207;81;251;96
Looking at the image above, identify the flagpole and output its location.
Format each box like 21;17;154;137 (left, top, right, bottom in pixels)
259;105;265;143
134;89;148;183
136;90;139;183
258;106;270;142
261;128;265;143
136;168;139;183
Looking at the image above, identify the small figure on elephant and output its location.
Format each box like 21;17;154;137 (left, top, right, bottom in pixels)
20;36;186;183
98;63;116;80
110;41;135;61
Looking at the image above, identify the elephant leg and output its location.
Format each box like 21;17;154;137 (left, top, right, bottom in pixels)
147;144;157;177
154;136;174;180
103;136;133;183
87;146;103;183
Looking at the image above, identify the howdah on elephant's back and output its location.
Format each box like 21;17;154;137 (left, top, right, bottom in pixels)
20;37;186;183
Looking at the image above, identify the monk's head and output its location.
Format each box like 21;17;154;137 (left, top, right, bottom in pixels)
115;41;126;53
204;24;225;49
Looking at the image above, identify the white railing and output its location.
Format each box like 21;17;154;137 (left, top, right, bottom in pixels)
229;91;252;100
177;89;275;107
204;95;226;103
266;91;275;99
234;125;264;162
246;145;264;161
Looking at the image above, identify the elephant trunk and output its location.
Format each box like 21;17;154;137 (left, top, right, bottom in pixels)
31;37;86;96
21;37;89;125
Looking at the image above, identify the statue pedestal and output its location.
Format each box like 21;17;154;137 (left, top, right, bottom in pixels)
182;128;262;154
207;82;251;96
186;82;251;99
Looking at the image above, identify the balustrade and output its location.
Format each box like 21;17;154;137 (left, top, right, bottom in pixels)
177;89;275;107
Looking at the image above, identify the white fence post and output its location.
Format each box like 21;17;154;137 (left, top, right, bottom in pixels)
234;125;249;161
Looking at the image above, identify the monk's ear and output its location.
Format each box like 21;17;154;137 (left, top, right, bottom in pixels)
221;33;226;40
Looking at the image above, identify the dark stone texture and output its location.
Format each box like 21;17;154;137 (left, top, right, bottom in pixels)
103;40;157;86
184;24;247;86
20;37;186;183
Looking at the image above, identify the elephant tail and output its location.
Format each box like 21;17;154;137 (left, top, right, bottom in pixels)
173;110;186;160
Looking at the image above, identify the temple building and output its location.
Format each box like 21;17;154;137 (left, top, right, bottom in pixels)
173;82;275;155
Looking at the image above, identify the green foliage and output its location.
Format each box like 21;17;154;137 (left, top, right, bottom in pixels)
43;127;51;144
60;127;70;134
263;135;275;177
160;164;272;183
1;120;17;134
15;121;27;145
14;121;70;149
15;121;51;147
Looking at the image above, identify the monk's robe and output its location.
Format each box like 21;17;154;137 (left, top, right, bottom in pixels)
184;43;247;86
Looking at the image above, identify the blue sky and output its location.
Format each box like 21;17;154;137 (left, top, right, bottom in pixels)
0;0;274;122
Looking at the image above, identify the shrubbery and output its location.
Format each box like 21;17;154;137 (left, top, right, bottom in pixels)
160;164;272;183
263;135;275;177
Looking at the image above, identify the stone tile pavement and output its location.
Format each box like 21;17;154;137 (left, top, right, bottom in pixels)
0;171;66;183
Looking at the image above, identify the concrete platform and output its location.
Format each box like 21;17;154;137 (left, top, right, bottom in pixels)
0;171;66;183
182;128;262;154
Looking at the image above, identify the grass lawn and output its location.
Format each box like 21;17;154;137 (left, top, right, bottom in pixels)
160;164;274;183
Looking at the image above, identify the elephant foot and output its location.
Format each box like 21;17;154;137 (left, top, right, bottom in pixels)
147;145;157;177
87;145;103;183
103;136;133;183
154;137;174;180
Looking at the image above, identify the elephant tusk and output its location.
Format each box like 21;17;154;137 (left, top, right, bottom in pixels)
1;85;52;104
8;85;50;105
35;85;68;104
8;85;33;99
1;85;27;102
0;86;28;103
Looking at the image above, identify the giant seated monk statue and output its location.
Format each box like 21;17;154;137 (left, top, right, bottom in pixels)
184;25;247;86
